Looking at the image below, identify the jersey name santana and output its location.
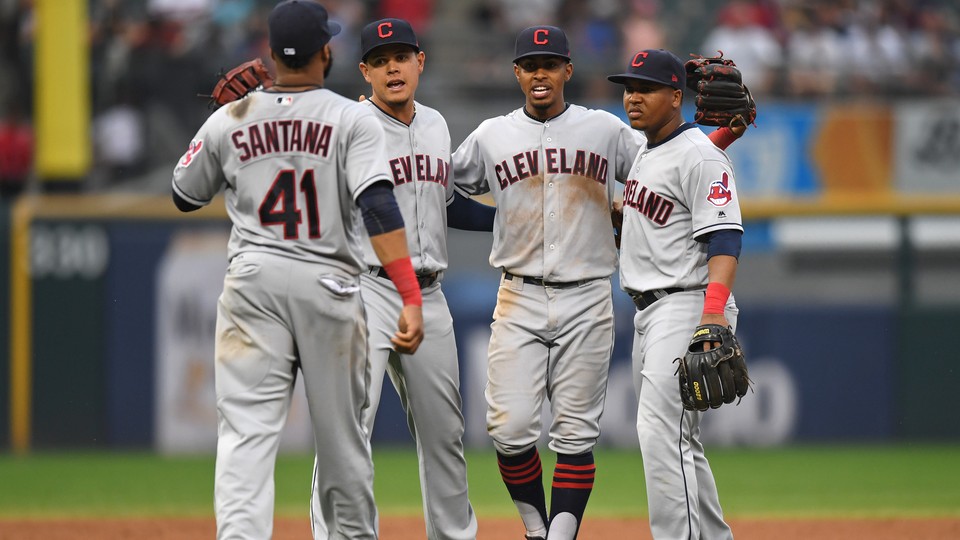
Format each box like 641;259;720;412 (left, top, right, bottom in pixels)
172;89;391;274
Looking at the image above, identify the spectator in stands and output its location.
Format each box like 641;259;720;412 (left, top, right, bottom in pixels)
0;101;33;199
700;0;783;95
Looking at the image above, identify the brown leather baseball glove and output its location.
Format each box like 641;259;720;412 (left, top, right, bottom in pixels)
685;52;757;129
203;58;273;109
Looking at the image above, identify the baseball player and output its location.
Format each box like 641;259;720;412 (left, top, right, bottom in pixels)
170;2;424;539
308;18;494;540
608;49;744;539
451;27;743;540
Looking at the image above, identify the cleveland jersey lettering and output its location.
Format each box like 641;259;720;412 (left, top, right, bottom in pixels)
453;104;642;282
623;180;674;225
357;100;455;275
388;153;449;186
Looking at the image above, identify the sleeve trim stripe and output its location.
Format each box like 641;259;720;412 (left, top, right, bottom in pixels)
171;181;211;207
693;223;744;236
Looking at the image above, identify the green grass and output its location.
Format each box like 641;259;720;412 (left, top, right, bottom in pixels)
0;445;958;519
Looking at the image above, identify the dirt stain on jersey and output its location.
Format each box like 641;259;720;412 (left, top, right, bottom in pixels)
562;175;609;211
504;173;546;230
228;97;252;120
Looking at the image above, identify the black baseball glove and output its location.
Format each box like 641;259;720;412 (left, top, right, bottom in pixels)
201;58;274;109
685;52;757;129
675;324;750;412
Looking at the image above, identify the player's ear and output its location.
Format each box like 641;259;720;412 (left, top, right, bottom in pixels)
513;63;521;81
416;50;425;73
359;61;371;82
565;61;573;81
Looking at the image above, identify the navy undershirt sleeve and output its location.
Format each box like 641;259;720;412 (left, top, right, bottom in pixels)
172;190;201;212
446;192;495;232
705;229;743;260
357;181;405;235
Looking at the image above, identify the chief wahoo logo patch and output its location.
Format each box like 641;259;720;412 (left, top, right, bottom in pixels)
706;172;733;207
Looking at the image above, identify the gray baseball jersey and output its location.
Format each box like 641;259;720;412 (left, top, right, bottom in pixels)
173;89;390;540
311;100;478;540
453;104;641;282
620;123;741;540
452;104;642;457
619;123;743;292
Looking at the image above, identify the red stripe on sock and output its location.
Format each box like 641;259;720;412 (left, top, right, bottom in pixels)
502;465;543;485
554;463;596;472
500;463;542;481
497;451;541;472
553;471;595;480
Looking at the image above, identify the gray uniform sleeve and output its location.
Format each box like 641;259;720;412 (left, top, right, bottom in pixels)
171;115;227;206
687;158;744;239
451;126;490;197
343;109;392;201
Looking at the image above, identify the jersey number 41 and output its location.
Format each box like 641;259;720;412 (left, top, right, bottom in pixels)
259;169;321;240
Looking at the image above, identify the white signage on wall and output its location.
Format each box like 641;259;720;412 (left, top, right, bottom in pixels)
895;100;960;192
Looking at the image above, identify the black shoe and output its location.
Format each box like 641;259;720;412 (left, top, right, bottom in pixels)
525;536;546;540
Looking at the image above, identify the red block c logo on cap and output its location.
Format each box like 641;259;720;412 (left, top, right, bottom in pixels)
631;51;649;67
534;28;549;45
378;22;393;38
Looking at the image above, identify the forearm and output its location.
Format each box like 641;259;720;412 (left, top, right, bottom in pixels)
369;228;410;266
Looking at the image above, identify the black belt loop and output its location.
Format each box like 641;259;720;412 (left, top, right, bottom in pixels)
628;287;684;311
503;271;588;289
369;266;439;289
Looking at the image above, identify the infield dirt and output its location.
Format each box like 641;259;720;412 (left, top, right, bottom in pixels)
2;516;959;539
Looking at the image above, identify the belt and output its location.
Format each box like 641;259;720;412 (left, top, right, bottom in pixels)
503;271;590;290
627;287;684;311
369;266;440;289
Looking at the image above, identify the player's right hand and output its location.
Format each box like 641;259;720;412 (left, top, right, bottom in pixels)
392;304;424;354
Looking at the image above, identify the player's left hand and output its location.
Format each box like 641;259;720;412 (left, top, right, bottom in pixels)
611;200;624;249
392;304;424;354
675;323;751;411
697;313;729;350
685;52;756;130
202;58;274;109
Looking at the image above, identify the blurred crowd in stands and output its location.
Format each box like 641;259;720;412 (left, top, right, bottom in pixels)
0;0;958;195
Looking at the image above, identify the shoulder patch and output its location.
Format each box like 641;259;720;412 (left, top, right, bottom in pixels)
706;171;733;207
179;139;204;167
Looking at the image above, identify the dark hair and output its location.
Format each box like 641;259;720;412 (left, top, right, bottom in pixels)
275;52;314;70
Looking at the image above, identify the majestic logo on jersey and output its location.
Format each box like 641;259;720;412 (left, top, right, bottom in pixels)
495;148;608;190
231;120;333;162
707;172;733;207
180;139;204;167
388;154;449;187
623;179;674;225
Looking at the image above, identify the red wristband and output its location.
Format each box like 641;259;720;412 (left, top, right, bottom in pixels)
703;282;730;315
709;126;737;151
382;257;423;307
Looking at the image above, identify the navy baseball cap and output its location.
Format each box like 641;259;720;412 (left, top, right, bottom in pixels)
513;25;570;63
268;0;342;60
607;49;685;90
360;18;420;62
